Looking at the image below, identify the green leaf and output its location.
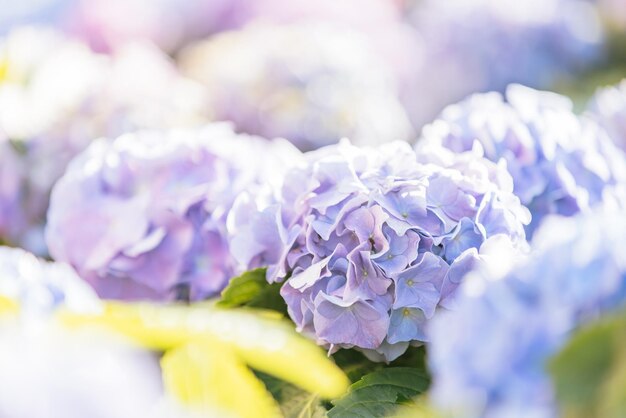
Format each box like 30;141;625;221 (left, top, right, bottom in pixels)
328;367;430;418
218;268;287;313
332;349;384;383
218;268;268;307
549;310;626;418
256;371;328;418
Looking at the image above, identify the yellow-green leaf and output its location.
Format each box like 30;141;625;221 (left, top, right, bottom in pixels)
0;296;18;316
162;340;281;418
58;302;350;399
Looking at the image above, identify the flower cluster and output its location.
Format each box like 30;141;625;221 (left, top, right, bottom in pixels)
179;22;412;151
428;208;626;418
229;140;529;360
46;124;300;301
0;26;208;254
0;245;99;315
419;84;626;237
587;79;626;151
404;0;604;126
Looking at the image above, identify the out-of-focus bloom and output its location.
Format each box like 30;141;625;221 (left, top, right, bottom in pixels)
228;140;529;360
0;26;208;253
179;23;413;151
405;0;605;127
594;0;626;32
47;124;300;301
0;0;72;34
62;0;415;71
587;79;626;151
0;245;99;316
428;208;626;418
0;327;166;418
419;84;626;237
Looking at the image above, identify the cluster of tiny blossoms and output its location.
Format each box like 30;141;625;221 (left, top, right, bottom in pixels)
228;140;529;360
46;124;300;301
419;84;626;237
428;208;626;418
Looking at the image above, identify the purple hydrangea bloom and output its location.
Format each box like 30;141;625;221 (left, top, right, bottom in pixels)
229;140;529;360
0;27;209;254
46;124;300;301
0;245;99;315
419;84;626;237
404;0;605;127
428;208;626;418
179;22;412;151
587;79;626;151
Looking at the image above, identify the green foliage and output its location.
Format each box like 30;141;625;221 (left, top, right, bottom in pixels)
331;346;427;383
327;367;430;418
218;268;287;314
256;372;328;418
549;310;626;418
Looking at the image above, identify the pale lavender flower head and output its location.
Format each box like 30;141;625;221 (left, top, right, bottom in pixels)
428;208;626;418
229;140;529;360
405;0;605;127
587;79;626;151
179;22;412;151
46;124;300;301
419;84;626;237
0;26;208;254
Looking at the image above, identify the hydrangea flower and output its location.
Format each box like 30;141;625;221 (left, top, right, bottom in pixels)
0;26;208;253
428;208;626;418
587;79;626;151
228;140;529;360
46;124;300;301
0;245;99;315
179;22;412;151
404;0;605;127
419;84;626;237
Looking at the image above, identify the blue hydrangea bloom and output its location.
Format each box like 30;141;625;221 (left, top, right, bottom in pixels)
419;84;626;237
46;124;300;301
404;0;605;127
428;208;626;418
229;140;529;360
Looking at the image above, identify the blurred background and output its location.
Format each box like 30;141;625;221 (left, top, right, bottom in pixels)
2;0;625;256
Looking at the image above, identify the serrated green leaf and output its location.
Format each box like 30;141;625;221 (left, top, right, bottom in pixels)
328;367;430;418
549;310;626;418
218;268;287;313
